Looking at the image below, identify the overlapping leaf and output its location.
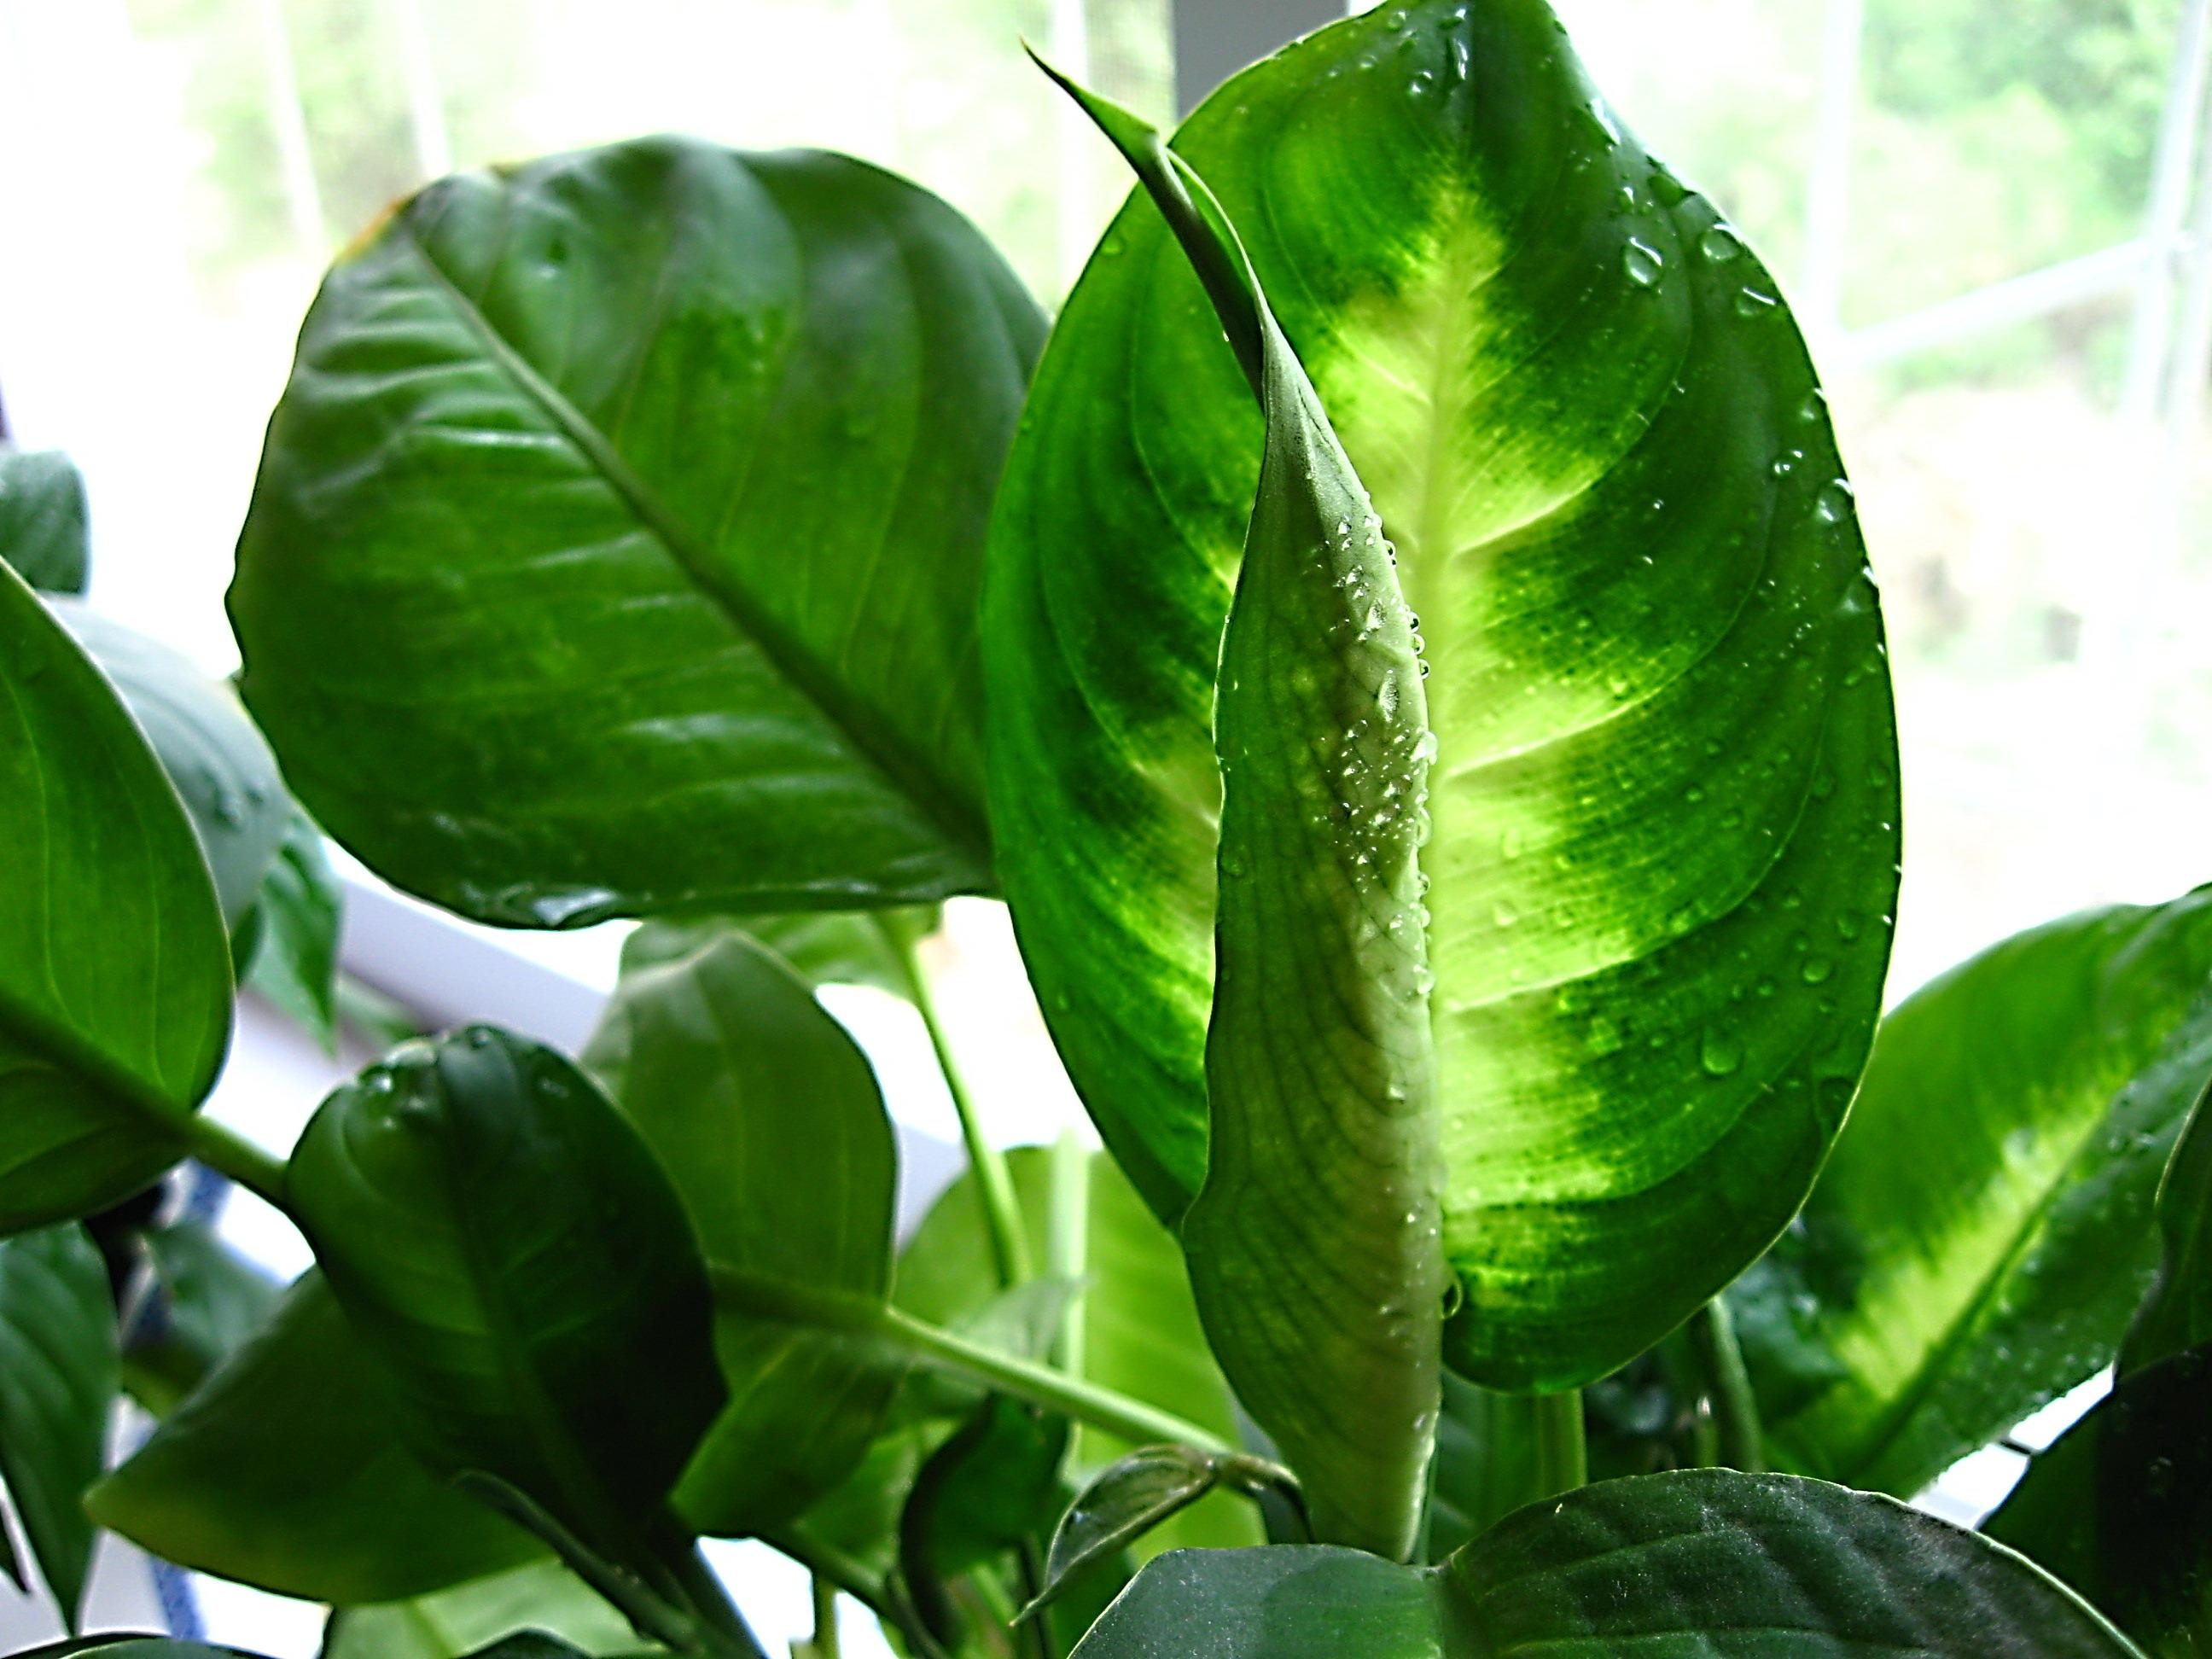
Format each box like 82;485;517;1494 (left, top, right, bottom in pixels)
231;137;1046;927
0;450;90;594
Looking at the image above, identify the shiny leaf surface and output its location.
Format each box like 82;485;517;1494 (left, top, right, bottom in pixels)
987;0;1899;1394
1735;891;2212;1495
0;563;231;1231
231;137;1045;927
288;1030;724;1563
582;931;899;1536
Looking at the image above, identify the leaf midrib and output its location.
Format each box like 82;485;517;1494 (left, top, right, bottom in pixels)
395;224;990;868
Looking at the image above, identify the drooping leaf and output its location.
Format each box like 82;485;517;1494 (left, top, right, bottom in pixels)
581;933;899;1537
239;806;346;1053
621;905;940;999
121;1216;283;1415
987;0;1899;1398
1034;65;1446;1560
90;1272;541;1604
1987;1345;2212;1658
231;137;1046;928
287;1029;725;1564
0;1223;117;1624
0;562;232;1232
2122;1073;2212;1372
0;450;90;594
1734;890;2212;1496
1071;1472;2138;1658
321;1559;648;1658
50;601;289;933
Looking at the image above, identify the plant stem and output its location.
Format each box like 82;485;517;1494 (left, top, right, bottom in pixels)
1687;1299;1764;1472
1533;1389;1586;1498
880;917;1032;1289
712;1266;1231;1453
766;1530;946;1659
659;1533;769;1659
810;1575;841;1659
182;1115;291;1209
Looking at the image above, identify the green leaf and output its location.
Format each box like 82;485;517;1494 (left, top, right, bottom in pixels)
122;1216;283;1415
1033;1445;1295;1615
231;137;1046;928
1734;890;2212;1496
90;1271;541;1603
18;1644;260;1658
0;450;90;594
2122;1074;2212;1372
1071;1472;2139;1658
987;0;1899;1396
899;1394;1067;1640
622;906;940;1000
0;1224;116;1624
321;1559;649;1658
1035;62;1446;1559
240;806;346;1053
1424;1376;1544;1558
0;563;232;1232
50;601;290;933
1987;1345;2212;1657
288;1029;725;1564
580;932;899;1537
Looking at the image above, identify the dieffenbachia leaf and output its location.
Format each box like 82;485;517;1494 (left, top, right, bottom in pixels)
51;602;289;933
90;1272;541;1604
580;931;900;1536
0;562;232;1232
0;450;90;594
987;0;1899;1395
230;137;1045;928
288;1030;725;1566
1041;56;1443;1563
0;1223;116;1625
1069;1472;2139;1658
1733;889;2212;1496
238;806;346;1054
321;1559;643;1658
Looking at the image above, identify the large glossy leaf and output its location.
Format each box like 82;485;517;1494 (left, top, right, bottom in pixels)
0;562;232;1232
986;0;1899;1395
1734;890;2212;1496
90;1272;541;1604
231;137;1046;928
288;1029;725;1564
0;450;90;594
0;1223;116;1623
1072;1472;2137;1658
580;931;899;1536
321;1559;646;1658
51;602;289;932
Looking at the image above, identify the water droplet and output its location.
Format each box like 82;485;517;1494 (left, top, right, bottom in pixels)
1735;286;1780;318
1700;1030;1743;1076
1799;388;1828;423
1585;1016;1624;1057
1698;224;1744;264
1772;448;1803;478
1493;900;1521;928
1622;237;1665;288
1801;957;1834;985
1813;479;1856;524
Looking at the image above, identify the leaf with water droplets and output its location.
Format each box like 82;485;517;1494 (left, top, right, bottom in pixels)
988;0;1898;1394
1039;63;1441;1560
1734;888;2212;1497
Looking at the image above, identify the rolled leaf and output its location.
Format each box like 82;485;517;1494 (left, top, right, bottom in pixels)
231;137;1045;928
287;1029;725;1564
0;1223;116;1624
1070;1472;2139;1658
581;931;900;1536
1734;890;2212;1495
90;1272;540;1604
0;563;232;1231
986;0;1899;1394
0;450;90;594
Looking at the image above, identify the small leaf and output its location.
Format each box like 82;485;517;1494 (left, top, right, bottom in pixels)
0;450;90;594
581;934;900;1537
240;806;346;1053
232;138;1046;928
0;562;232;1231
288;1030;725;1564
122;1216;283;1415
0;1223;117;1625
320;1559;645;1659
899;1395;1068;1641
621;905;940;999
1032;1446;1225;1612
90;1272;540;1604
1735;889;2212;1495
51;600;290;932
